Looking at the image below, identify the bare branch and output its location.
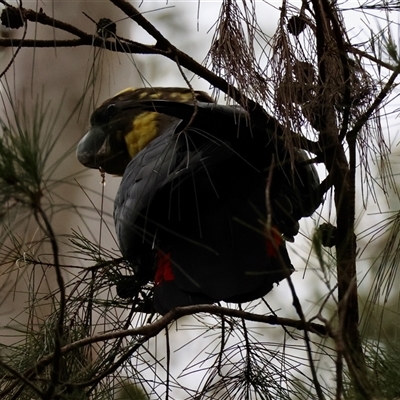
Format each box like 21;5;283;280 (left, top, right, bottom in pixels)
0;304;327;398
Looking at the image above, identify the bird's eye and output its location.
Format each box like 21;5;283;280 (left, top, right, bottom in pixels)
107;104;116;113
104;103;117;118
90;103;117;126
104;103;118;120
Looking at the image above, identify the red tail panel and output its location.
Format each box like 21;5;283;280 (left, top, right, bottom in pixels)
266;228;283;257
155;251;175;285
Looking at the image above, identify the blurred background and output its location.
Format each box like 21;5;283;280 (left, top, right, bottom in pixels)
0;1;399;398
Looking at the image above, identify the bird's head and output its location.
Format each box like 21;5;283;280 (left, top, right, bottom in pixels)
77;87;214;175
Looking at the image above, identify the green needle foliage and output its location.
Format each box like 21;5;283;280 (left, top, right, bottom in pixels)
1;1;400;398
0;92;78;211
0;89;147;399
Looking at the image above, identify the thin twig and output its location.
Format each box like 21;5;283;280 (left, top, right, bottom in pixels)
0;5;28;80
33;206;65;400
84;341;145;394
348;45;396;71
165;327;171;400
345;63;400;142
0;359;45;399
285;273;325;400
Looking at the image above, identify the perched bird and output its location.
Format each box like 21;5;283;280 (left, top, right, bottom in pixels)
77;87;320;314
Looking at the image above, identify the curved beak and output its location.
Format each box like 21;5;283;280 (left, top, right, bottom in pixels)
77;127;130;176
77;127;111;169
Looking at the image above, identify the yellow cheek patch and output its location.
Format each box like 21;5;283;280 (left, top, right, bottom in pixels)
124;112;159;158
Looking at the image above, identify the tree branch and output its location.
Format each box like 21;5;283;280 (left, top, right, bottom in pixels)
0;3;321;155
0;304;327;398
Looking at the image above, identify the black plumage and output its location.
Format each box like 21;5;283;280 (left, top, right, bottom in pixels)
77;87;321;314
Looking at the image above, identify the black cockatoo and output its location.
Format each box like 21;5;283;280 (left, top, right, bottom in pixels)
77;87;320;314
